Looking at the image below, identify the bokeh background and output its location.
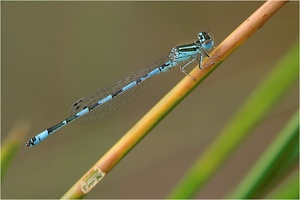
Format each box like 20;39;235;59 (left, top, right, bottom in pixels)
2;1;298;198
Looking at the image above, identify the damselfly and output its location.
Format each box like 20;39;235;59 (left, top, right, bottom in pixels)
26;32;215;148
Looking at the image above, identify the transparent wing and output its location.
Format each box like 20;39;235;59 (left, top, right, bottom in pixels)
69;55;171;124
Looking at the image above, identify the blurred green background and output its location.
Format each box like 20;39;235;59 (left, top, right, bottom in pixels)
2;1;298;198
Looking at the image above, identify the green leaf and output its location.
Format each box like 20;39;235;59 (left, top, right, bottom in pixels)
229;110;299;198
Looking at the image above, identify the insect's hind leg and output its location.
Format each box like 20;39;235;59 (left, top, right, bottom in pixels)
179;57;197;80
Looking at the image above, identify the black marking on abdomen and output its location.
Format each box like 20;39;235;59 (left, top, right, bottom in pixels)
88;102;99;111
31;137;38;143
66;115;78;123
136;78;142;84
112;89;124;98
47;121;66;134
160;62;170;70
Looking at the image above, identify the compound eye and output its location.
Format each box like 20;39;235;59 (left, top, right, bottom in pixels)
202;39;214;50
198;32;214;50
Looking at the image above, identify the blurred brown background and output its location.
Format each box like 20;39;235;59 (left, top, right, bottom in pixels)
2;1;298;198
